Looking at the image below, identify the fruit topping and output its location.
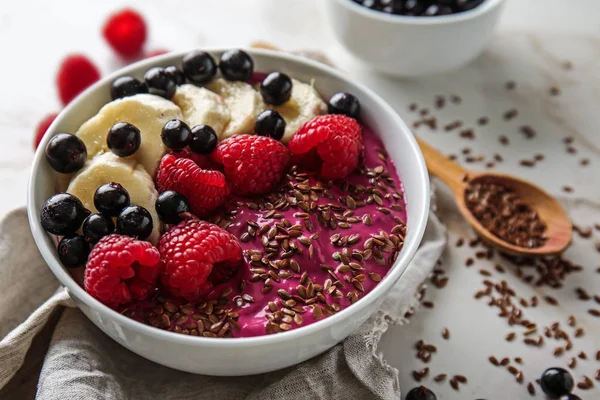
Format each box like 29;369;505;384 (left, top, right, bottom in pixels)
82;213;116;244
206;78;265;138
540;367;574;398
41;193;90;236
255;109;286;140
219;49;254;82
57;235;90;268
110;76;148;100
212;134;290;195
34;113;58;150
102;9;147;57
182;50;217;85
405;386;437;400
45;133;87;174
164;65;186;85
56;55;101;105
155;190;189;224
84;234;161;307
159;219;242;301
116;205;154;240
172;84;231;139
260;72;293;105
328;92;361;119
156;154;230;217
75;94;181;177
94;183;131;217
107;122;141;157
161;119;192;151
288;114;363;179
189;125;218;155
144;67;177;99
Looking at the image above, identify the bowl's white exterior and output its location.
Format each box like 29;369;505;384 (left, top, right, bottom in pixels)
27;49;430;376
324;0;506;77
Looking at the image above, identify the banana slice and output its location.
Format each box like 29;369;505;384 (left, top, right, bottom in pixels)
206;78;265;139
172;84;231;139
67;152;161;245
76;94;182;177
267;78;327;143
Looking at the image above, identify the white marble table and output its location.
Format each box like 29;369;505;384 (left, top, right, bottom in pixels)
1;0;599;398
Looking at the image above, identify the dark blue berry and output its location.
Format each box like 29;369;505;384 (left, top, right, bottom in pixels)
57;235;90;268
255;110;286;140
94;183;130;217
189;125;218;155
41;193;90;236
107;122;141;157
541;367;574;398
110;76;148;100
182;50;217;85
405;386;436;400
144;67;177;99
45;133;87;174
220;49;254;82
260;72;293;105
116;205;153;240
156;191;189;224
165;65;186;86
161;119;192;151
82;213;115;243
328;92;361;119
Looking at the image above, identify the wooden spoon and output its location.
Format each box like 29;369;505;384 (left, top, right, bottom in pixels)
416;137;572;256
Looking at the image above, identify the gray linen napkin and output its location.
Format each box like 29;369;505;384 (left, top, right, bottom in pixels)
0;203;445;400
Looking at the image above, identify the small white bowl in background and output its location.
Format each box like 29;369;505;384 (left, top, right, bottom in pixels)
27;49;429;375
324;0;507;77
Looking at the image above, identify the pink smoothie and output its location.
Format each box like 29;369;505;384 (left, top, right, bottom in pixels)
122;126;407;338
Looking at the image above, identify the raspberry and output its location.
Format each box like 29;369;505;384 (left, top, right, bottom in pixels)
212;135;290;195
159;219;242;301
84;234;161;307
156;154;230;217
288;114;363;180
56;55;101;105
103;9;147;58
34;113;58;150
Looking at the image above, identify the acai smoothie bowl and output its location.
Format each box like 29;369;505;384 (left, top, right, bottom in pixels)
28;48;429;375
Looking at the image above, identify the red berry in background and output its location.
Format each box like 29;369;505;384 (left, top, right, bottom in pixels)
34;113;58;150
56;55;101;105
103;9;147;58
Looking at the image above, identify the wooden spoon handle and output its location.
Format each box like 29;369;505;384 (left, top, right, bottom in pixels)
415;136;469;193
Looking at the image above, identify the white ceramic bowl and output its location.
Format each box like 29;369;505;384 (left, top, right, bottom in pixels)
324;0;506;77
27;48;430;376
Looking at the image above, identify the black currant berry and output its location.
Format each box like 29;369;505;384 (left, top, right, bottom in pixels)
156;191;189;224
254;110;286;141
82;213;115;243
107;122;141;157
40;193;90;235
182;50;217;85
164;65;186;85
161;119;192;151
94;183;130;217
328;92;361;119
260;72;293;105
189;125;218;155
110;76;148;100
45;133;87;174
57;235;90;268
116;205;153;240
144;67;177;99
219;49;254;82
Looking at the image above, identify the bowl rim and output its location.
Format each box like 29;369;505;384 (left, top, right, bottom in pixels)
27;48;430;348
331;0;506;25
